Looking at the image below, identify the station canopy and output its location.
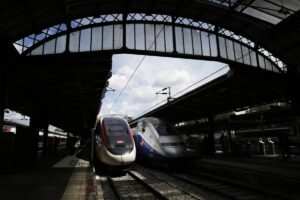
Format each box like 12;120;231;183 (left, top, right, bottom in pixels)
1;0;299;132
1;0;299;67
132;64;289;124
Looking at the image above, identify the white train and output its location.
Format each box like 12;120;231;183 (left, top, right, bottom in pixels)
93;116;136;170
132;117;186;162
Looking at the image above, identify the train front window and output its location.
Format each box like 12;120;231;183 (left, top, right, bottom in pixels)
105;124;128;136
154;123;177;136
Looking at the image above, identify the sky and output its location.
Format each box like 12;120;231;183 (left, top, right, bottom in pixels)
99;54;229;118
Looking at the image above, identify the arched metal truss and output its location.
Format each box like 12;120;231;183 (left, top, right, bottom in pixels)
13;13;287;73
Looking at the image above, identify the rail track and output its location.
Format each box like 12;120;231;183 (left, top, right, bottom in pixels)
106;168;202;199
107;172;162;199
133;164;286;200
95;164;286;200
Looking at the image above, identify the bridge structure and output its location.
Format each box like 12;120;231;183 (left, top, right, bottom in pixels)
0;0;299;160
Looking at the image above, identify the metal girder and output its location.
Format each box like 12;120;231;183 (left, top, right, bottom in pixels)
16;13;286;74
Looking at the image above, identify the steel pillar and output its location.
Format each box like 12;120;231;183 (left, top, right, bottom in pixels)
1;41;9;133
15;125;38;168
208;115;215;155
227;117;232;154
0;106;3;132
288;66;300;116
91;129;94;164
42;121;49;157
0;71;5;132
28;114;41;165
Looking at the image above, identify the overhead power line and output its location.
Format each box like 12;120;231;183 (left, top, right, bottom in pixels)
136;64;229;118
108;17;171;114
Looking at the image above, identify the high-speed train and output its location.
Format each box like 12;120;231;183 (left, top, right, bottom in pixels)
93;116;136;170
132;117;186;162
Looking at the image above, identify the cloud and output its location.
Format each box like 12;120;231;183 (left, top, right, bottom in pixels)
100;54;229;118
129;86;156;103
108;74;127;90
152;69;195;88
117;65;134;77
108;65;134;90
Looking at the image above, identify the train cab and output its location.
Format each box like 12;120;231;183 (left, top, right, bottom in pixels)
94;116;136;169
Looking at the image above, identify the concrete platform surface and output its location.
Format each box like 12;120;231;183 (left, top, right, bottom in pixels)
0;155;101;200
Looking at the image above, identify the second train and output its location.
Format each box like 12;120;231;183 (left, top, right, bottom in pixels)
132;117;187;163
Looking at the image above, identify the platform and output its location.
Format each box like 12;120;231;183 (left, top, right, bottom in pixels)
194;155;300;200
0;149;101;200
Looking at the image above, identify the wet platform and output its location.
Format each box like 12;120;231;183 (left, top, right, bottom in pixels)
0;149;101;200
194;155;300;200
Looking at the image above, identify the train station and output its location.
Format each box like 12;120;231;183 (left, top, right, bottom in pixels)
0;0;300;199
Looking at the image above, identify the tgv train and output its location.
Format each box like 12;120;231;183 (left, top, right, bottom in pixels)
132;117;186;162
93;116;136;170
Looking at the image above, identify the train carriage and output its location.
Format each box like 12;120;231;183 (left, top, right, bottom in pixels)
132;117;186;162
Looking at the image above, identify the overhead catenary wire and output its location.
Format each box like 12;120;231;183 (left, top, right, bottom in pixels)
136;64;229;118
172;64;229;97
108;55;147;114
108;17;171;114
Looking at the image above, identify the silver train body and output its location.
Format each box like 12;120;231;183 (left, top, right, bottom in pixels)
133;117;186;161
93;116;136;168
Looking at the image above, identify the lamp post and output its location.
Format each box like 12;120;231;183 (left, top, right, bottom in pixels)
155;87;172;102
106;87;115;93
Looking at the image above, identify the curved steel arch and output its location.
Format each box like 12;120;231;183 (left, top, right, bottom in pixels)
14;13;286;73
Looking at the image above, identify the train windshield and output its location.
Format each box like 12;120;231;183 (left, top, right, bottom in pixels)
103;118;129;136
152;121;178;136
105;124;128;136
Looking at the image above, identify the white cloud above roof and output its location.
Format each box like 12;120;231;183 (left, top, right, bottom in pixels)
100;54;229;118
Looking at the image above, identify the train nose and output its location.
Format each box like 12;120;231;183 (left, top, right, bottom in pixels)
159;136;186;157
162;146;186;157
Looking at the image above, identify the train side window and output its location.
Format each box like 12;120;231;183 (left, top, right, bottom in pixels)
137;122;142;131
141;122;145;132
137;121;146;133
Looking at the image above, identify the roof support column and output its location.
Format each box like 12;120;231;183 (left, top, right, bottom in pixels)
0;105;3;132
42;121;49;158
215;26;220;58
66;132;77;155
15;117;40;169
65;20;71;53
208;115;216;155
227;116;232;154
288;66;300;116
28;112;42;166
172;16;177;53
122;13;127;49
15;126;28;169
91;128;95;164
0;54;7;132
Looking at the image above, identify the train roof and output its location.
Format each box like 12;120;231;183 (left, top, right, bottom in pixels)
103;117;127;123
94;115;129;129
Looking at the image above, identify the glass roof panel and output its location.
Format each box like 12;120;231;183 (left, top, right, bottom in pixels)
243;7;282;24
205;0;300;25
251;1;285;19
13;11;286;72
